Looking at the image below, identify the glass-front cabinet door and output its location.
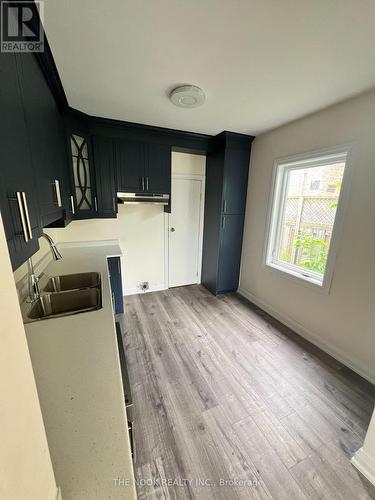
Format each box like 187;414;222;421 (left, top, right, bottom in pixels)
68;132;98;219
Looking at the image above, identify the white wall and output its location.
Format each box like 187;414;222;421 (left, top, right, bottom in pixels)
240;89;375;383
172;151;206;176
0;217;59;500
53;152;206;295
54;204;166;294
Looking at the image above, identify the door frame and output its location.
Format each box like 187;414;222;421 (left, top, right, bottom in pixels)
165;173;206;288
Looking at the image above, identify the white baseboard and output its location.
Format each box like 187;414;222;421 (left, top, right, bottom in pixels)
237;287;375;385
124;284;167;296
352;447;375;486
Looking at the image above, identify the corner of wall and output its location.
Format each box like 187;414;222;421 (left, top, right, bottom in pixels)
237;286;375;385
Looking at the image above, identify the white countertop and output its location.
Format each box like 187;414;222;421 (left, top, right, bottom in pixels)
24;241;137;500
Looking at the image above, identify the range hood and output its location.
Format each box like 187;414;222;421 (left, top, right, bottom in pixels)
117;192;170;205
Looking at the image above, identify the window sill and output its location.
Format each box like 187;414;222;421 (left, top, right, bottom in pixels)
264;261;331;295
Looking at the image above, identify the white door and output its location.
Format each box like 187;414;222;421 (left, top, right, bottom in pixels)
169;176;204;287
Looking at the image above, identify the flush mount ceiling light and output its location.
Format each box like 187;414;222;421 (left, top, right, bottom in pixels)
169;85;205;108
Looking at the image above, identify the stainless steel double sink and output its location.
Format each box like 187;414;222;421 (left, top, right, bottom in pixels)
26;272;102;322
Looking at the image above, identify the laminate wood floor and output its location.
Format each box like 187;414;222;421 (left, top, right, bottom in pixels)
120;285;375;500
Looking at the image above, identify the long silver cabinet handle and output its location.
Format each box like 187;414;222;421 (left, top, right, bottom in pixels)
128;421;136;462
141;177;145;191
16;192;30;242
54;179;62;207
146;176;149;191
94;196;98;212
70;195;75;214
21;192;33;240
223;199;227;213
113;197;116;212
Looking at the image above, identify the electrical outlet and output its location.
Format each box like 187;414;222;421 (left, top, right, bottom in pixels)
139;281;149;292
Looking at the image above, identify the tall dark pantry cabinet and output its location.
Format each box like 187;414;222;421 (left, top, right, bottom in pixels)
201;132;254;295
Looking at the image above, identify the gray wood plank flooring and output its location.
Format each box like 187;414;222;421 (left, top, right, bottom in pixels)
120;285;375;500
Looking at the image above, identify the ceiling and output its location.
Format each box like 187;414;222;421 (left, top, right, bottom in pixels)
44;0;375;136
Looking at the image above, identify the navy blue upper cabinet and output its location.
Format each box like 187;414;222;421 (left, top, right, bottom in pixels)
17;53;69;228
67;132;99;219
0;53;40;270
93;136;117;218
116;140;145;193
147;143;171;194
116;139;171;194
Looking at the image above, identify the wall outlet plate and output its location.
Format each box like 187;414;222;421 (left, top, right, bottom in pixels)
139;281;149;292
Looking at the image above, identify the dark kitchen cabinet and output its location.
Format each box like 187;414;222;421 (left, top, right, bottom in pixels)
116;140;145;193
201;132;254;295
17;53;69;228
92;136;117;218
0;53;40;270
116;140;171;195
147;143;171;194
217;214;245;293
67;132;98;219
222;147;250;215
108;256;124;314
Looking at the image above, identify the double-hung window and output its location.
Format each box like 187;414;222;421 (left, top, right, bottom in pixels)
265;146;350;290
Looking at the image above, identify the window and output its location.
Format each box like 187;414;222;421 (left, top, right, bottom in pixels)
265;147;350;289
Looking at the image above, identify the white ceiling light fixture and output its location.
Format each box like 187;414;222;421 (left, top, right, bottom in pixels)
169;85;206;108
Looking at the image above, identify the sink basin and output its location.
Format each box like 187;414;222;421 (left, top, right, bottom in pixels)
27;288;101;321
43;272;100;292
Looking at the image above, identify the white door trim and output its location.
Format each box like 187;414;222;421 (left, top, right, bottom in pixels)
164;211;169;289
166;173;205;288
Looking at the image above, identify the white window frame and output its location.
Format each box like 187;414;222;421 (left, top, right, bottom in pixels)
264;144;353;294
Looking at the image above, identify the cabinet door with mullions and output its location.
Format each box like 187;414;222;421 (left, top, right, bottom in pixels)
69;132;98;219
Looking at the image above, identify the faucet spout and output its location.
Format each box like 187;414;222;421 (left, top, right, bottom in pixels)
27;233;62;302
40;233;62;260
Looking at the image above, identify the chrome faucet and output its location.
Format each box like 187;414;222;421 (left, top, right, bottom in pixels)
40;232;63;261
27;233;62;302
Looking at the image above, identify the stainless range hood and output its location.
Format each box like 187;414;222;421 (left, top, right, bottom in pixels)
117;192;170;205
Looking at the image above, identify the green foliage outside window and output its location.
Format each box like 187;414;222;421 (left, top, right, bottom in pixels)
294;232;328;274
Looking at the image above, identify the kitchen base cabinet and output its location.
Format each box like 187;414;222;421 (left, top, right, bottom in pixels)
217;214;245;293
108;256;124;314
201;132;254;295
